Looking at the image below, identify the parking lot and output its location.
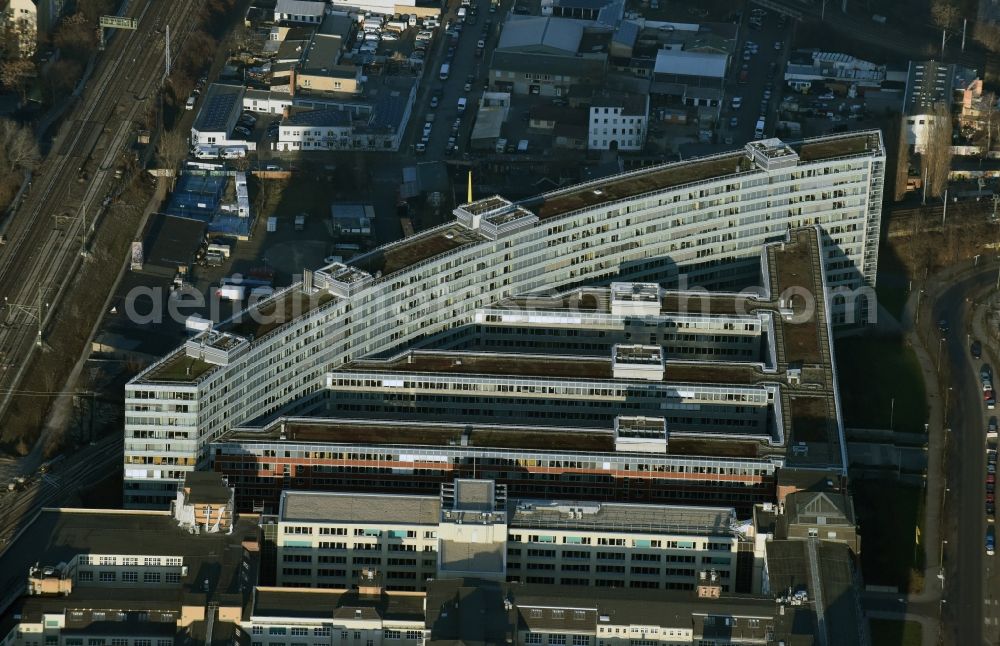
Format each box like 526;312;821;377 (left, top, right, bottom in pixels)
721;7;793;145
405;0;507;160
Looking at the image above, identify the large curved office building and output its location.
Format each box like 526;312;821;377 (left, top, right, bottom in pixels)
124;132;885;508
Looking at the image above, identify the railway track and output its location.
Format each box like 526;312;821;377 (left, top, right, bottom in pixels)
0;0;201;422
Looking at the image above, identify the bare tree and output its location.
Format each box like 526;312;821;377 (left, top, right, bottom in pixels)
894;116;911;201
0;118;40;173
972;91;1000;158
40;59;83;103
157;129;189;189
921;101;953;199
975;22;1000;54
76;0;115;23
0;59;36;103
53;12;97;61
931;0;961;29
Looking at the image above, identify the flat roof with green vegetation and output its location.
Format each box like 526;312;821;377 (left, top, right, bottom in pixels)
770;233;825;365
350;225;485;276
469;428;614;452
284;422;464;446
788;396;833;443
221;289;338;340
144;353;216;383
796;131;881;162
349;352;612;380
531;154;751;220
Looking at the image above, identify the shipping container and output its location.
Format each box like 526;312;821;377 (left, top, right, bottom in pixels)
267;216;277;232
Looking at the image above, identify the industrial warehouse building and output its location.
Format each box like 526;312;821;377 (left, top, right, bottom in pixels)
123;132;885;509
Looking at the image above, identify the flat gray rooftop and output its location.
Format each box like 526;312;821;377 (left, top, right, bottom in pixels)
251;587;425;622
0;510;258;615
280;490;441;525
510;501;737;535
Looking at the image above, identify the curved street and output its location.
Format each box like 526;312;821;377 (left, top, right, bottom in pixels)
855;261;1000;646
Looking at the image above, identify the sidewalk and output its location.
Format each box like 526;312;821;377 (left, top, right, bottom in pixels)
855;264;976;640
863;260;1000;640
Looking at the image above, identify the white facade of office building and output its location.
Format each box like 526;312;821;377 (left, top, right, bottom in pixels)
588;99;649;152
273;487;745;593
123;133;885;507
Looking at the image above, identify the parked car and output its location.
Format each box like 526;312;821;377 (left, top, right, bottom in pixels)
773;40;783;50
973;340;983;359
729;116;738;127
233;126;251;138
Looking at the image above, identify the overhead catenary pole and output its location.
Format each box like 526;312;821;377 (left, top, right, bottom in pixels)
80;206;88;258
164;24;171;81
942;188;948;226
962;18;967;51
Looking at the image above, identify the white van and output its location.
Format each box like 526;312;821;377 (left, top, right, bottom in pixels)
185;95;197;110
457;97;467;113
440;62;450;80
193;145;219;159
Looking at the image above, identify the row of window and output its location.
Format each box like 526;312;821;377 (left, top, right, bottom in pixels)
81;556;181;566
77;571;180;584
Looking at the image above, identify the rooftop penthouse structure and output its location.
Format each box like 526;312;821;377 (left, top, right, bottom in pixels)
125;132;883;508
213;227;846;516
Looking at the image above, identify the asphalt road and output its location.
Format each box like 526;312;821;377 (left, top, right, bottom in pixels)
404;0;508;160
936;269;995;646
720;7;791;145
